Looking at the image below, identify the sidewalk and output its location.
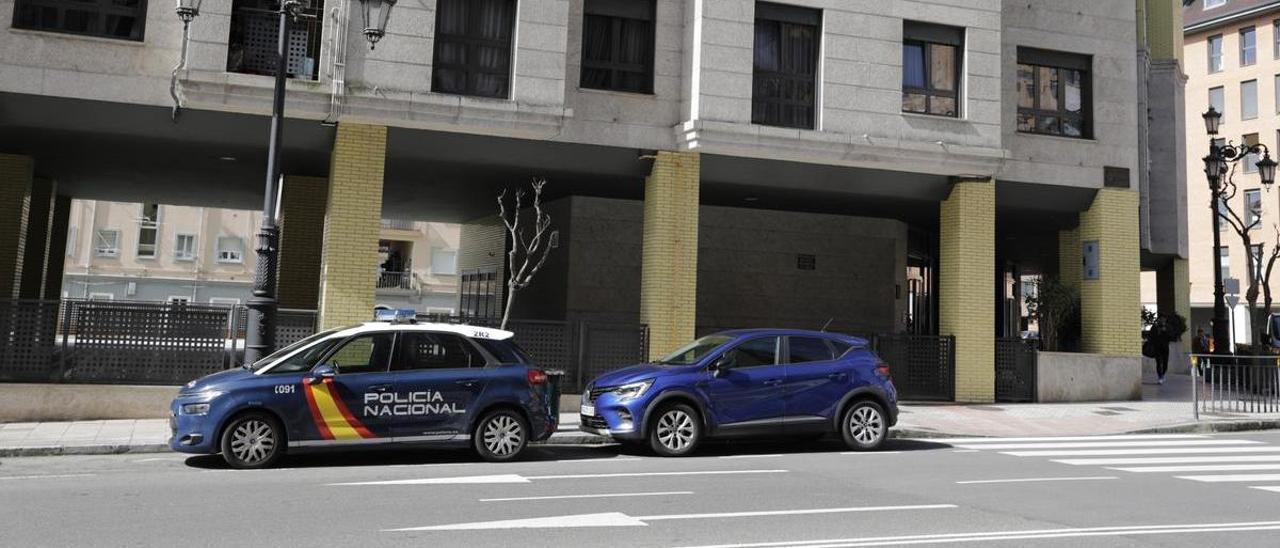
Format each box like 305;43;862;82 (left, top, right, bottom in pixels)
3;376;1278;456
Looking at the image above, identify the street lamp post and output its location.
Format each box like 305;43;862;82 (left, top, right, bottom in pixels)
177;0;396;365
1201;106;1278;355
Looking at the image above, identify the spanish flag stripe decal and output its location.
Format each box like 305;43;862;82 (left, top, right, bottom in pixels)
323;379;376;439
306;381;369;440
302;382;334;440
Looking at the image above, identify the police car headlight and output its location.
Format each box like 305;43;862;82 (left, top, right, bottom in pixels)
181;403;210;416
612;380;653;401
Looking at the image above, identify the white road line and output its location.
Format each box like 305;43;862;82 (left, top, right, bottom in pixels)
384;504;956;531
956;476;1117;485
951;450;979;453
1177;473;1280;483
1109;464;1280;473
0;474;95;481
958;439;1259;450
1001;446;1280;457
1251;486;1280;493
1053;455;1280;466
480;491;693;502
332;469;789;486
675;520;1280;548
839;451;901;455
720;454;784;459
133;457;186;463
928;434;1207;444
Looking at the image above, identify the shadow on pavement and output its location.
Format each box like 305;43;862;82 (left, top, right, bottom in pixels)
182;443;626;470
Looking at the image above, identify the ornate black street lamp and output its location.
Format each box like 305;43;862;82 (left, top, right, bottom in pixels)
178;0;396;365
1202;106;1277;354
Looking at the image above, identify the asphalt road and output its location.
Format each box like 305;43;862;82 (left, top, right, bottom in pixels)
3;431;1280;547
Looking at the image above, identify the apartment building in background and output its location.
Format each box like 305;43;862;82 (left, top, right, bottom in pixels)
1;1;1187;402
1173;0;1280;344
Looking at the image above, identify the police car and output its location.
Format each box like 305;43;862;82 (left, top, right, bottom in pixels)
169;312;558;468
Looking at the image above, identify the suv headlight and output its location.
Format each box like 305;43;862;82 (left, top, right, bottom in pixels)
181;403;210;415
612;380;653;400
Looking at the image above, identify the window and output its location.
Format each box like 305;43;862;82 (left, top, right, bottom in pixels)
788;337;835;364
137;203;158;259
901;21;963;117
1241;80;1258;120
1244;133;1260;173
267;338;343;374
752;2;820;129
432;0;517;99
1220;247;1232;280
168;296;190;304
95;229;119;257
580;0;655;94
12;0;147;41
1241;27;1257;67
1209;86;1225;119
325;333;396;374
1247;189;1263;228
394;332;485;371
1275;75;1280;114
1016;48;1091;138
830;340;852;357
175;234;196;261
1252;244;1265;279
216;236;244;263
475;339;531;364
1208;34;1223;73
1217;193;1229;231
723;336;779;368
1275;21;1280;59
432;250;458;275
88;292;114;301
227;0;323;80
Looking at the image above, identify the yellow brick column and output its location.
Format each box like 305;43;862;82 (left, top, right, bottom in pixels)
277;176;329;310
1058;227;1080;287
1078;189;1141;356
939;177;995;403
0;153;33;299
640;151;700;360
318;124;386;329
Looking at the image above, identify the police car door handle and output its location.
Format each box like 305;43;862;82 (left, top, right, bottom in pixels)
763;379;783;386
369;384;393;392
455;379;480;387
827;373;848;381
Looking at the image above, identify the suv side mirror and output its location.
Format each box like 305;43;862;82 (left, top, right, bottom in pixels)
307;363;337;385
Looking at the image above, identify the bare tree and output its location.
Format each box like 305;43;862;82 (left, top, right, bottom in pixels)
1217;162;1280;344
496;179;559;330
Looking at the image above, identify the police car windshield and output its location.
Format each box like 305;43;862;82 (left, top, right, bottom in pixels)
251;327;347;371
656;335;734;365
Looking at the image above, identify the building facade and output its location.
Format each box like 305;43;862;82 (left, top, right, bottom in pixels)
1173;0;1280;346
1;1;1186;402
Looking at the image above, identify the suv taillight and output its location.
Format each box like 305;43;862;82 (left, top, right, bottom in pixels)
527;368;548;385
874;362;891;380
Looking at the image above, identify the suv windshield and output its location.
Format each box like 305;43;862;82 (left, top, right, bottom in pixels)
656;335;734;365
251;327;347;371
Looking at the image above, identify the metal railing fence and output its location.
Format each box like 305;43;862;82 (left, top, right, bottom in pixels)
1190;354;1280;419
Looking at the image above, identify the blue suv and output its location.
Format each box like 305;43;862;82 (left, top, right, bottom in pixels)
580;329;897;456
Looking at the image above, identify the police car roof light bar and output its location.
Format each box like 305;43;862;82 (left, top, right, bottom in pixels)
374;308;418;324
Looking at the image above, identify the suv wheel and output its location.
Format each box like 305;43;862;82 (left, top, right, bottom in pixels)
648;403;701;457
220;411;284;469
840;400;887;451
475;409;528;462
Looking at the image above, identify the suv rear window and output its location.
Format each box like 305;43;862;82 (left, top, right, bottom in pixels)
476;339;532;364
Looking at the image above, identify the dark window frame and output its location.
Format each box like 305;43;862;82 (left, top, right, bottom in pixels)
580;0;656;94
12;0;148;41
901;21;963;118
751;2;821;130
431;0;518;99
1208;34;1224;73
1016;47;1092;139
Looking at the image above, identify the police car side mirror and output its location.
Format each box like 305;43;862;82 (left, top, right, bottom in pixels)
307;363;337;385
710;354;733;377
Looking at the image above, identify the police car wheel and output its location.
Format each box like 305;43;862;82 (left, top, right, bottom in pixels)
648;403;701;457
219;412;284;469
840;400;887;451
474;410;528;462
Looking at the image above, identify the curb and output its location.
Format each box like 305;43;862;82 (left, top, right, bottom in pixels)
0;443;169;458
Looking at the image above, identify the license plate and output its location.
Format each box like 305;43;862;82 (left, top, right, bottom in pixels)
580;404;595;417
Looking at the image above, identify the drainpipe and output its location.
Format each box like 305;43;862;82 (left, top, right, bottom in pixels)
170;16;196;122
323;1;351;124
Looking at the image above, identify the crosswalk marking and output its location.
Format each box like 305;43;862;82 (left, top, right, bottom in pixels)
1053;455;1280;466
1108;464;1280;473
959;440;1259;451
1177;474;1280;483
1001;446;1280;457
931;434;1207;444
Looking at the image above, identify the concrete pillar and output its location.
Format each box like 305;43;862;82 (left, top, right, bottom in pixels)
1157;258;1192;353
1079;189;1141;356
0;153;34;299
43;195;70;301
318;124;387;329
939;177;995;403
277;176;329;310
19;178;55;299
640;151;700;360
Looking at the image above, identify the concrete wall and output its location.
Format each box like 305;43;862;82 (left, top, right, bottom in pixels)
1037;352;1143;403
0;384;176;422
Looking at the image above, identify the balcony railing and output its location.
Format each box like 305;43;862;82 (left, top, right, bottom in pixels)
227;1;323;81
376;270;415;291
